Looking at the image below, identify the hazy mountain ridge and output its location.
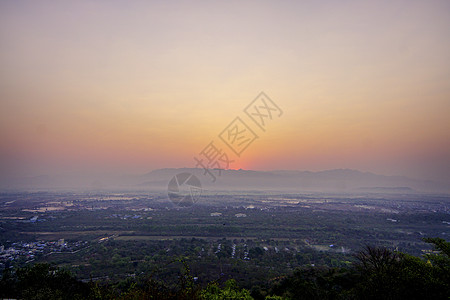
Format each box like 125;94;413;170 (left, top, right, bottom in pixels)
2;168;448;193
140;168;447;193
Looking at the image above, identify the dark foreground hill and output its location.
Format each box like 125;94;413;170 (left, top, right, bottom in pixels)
1;238;449;299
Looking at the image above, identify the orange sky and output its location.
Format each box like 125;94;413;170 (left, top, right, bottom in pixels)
1;0;449;183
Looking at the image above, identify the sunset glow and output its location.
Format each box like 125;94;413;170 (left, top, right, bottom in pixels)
1;0;449;184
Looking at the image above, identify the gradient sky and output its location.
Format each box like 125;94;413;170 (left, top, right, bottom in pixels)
1;0;449;183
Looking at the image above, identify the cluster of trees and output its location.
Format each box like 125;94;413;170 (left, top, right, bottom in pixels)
253;237;450;299
36;237;352;286
1;238;448;299
0;257;252;300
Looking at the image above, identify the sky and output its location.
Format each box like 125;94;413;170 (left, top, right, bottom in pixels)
1;0;449;184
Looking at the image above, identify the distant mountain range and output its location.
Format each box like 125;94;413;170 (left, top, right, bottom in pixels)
4;168;446;193
138;168;448;193
0;168;450;193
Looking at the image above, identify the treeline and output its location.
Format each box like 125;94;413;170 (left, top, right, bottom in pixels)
1;238;449;299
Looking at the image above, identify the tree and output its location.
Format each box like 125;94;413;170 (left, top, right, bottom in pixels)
201;279;253;300
354;242;450;300
15;263;89;300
